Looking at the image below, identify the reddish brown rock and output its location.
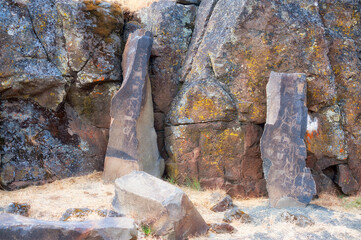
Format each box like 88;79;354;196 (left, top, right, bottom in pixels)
335;164;359;195
103;30;164;182
210;195;233;212
209;223;236;234
261;72;316;207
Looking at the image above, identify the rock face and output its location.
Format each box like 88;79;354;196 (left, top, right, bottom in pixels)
0;213;137;240
112;171;209;240
0;0;123;189
103;30;164;182
138;1;197;158
261;72;316;208
166;0;361;195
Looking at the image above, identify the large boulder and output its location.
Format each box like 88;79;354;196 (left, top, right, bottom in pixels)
103;30;164;182
260;72;316;207
113;171;209;240
0;213;137;240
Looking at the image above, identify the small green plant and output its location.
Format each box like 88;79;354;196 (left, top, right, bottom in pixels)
166;175;177;185
343;197;361;209
141;224;152;236
185;176;202;191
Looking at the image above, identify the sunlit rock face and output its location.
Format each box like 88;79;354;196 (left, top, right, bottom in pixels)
0;0;123;189
165;0;361;196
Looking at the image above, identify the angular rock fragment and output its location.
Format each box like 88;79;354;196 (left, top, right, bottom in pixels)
209;223;236;234
103;30;164;182
223;207;252;224
0;213;137;240
280;211;314;228
261;72;316;207
112;171;209;239
335;164;359;195
210;195;233;212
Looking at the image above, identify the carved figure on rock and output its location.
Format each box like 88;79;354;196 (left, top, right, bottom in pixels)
261;72;316;207
103;30;164;182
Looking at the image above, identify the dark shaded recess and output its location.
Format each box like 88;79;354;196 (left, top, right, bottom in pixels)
323;165;337;181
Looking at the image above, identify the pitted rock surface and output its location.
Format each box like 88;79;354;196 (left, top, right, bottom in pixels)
261;72;316;208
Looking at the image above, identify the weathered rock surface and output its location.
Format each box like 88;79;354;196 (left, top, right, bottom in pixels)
0;100;107;190
280;211;314;228
335;164;359;195
138;1;197;157
165;0;361;196
223;206;252;224
209;223;236;234
0;0;123;189
0;213;137;240
112;171;209;240
103;30;164;182
261;72;316;208
210;195;233;212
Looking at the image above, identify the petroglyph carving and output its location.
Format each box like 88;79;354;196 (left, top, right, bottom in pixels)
261;72;316;208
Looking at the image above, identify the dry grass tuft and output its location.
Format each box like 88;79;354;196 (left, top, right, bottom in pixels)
116;0;160;12
0;172;114;221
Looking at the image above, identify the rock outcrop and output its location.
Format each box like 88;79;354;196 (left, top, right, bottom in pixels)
0;0;123;189
113;171;209;240
103;30;164;182
165;0;361;195
261;72;316;207
0;213;137;240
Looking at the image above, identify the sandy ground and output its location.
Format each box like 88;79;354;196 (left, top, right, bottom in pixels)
1;172;361;239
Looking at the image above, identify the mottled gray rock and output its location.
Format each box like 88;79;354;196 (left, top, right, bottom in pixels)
0;213;137;240
280;211;314;227
112;171;209;240
104;30;164;182
261;72;316;208
223;206;252;223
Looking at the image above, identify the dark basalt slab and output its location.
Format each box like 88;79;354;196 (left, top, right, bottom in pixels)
103;29;164;182
0;213;137;240
261;72;316;208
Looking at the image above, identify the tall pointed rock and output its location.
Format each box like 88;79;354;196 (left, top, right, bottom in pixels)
260;72;316;207
103;30;164;182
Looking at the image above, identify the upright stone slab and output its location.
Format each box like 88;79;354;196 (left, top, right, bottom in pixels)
103;30;164;182
260;72;316;208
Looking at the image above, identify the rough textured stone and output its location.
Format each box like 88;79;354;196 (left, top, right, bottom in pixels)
319;0;361;192
0;100;106;190
138;1;197;157
280;211;314;227
335;164;359;195
181;0;335;123
209;223;236;234
113;171;209;240
210;195;233;212
261;72;316;207
223;207;252;224
0;213;137;240
104;30;164;182
0;0;123;188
